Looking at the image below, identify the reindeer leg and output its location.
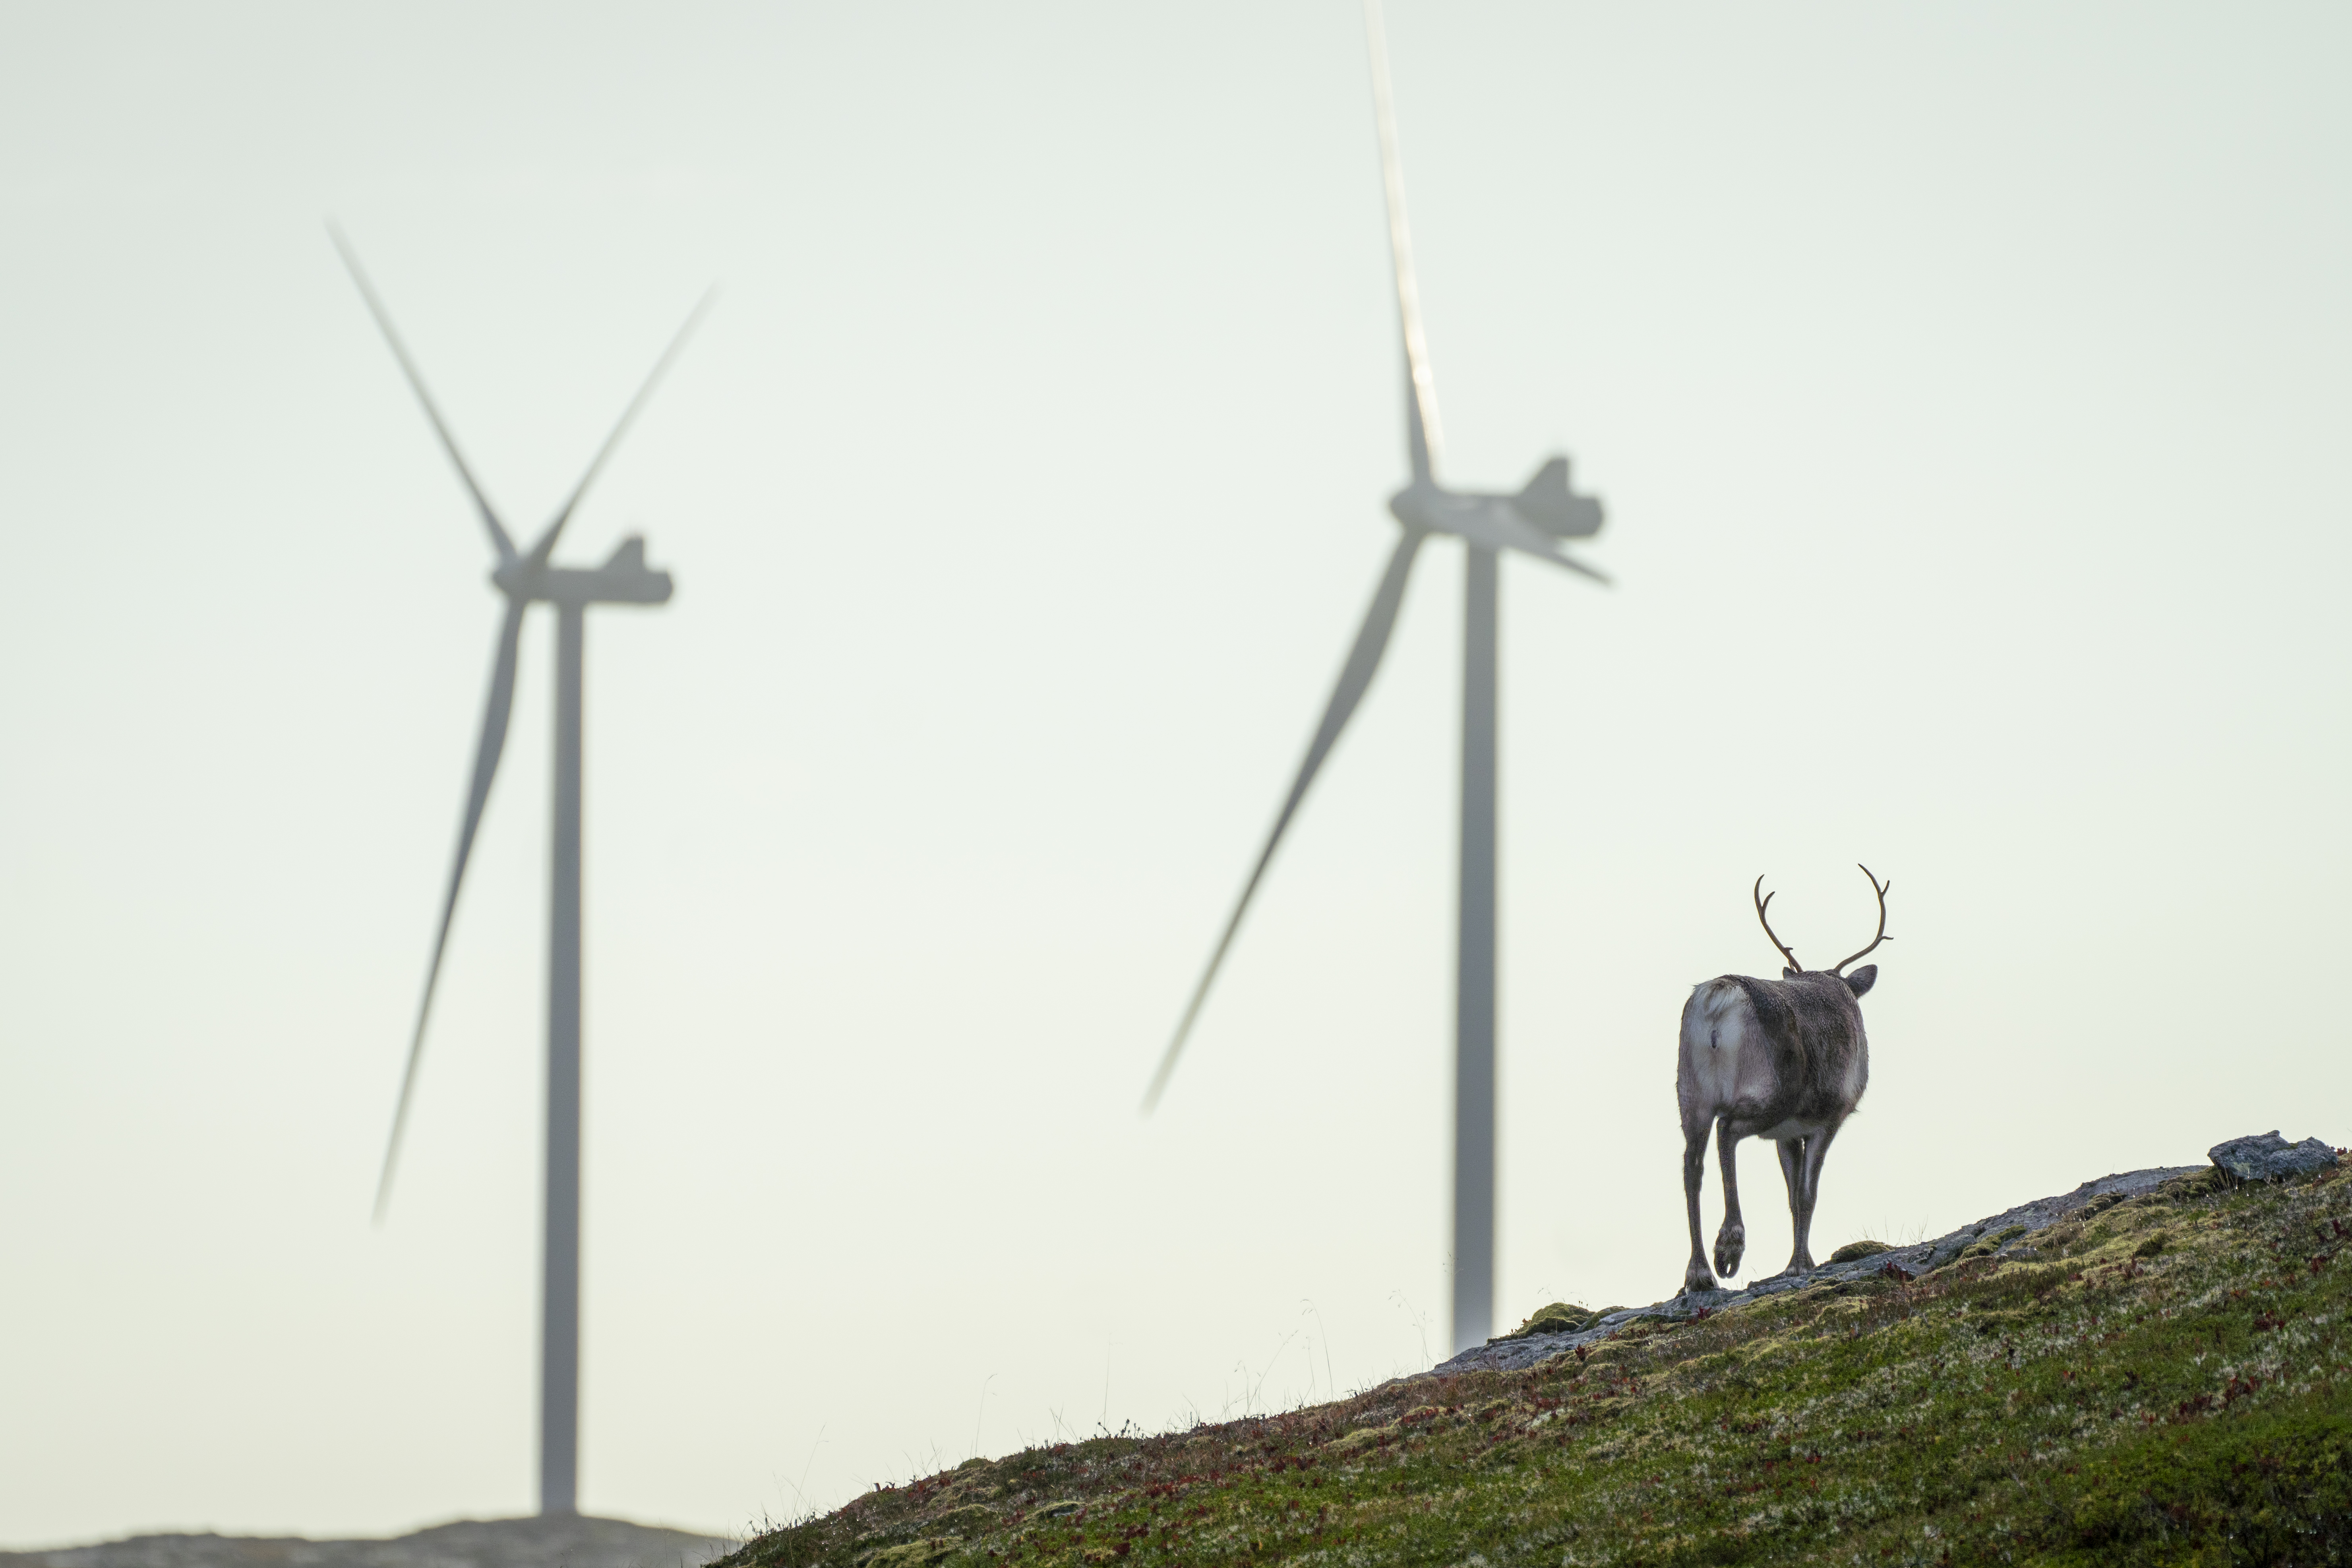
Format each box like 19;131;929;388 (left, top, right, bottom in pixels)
1791;1122;1839;1272
1713;1120;1746;1279
1772;1137;1809;1278
1681;1110;1715;1295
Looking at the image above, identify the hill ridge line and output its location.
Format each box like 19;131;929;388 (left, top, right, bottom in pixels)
1431;1160;2203;1378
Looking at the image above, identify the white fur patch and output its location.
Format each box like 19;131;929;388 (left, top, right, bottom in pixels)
1692;978;1747;1020
1682;983;1749;1107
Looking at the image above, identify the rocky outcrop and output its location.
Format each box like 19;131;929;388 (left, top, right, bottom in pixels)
0;1517;731;1568
2209;1130;2339;1184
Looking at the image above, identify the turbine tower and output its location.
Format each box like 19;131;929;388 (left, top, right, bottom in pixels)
1143;0;1607;1356
335;230;707;1515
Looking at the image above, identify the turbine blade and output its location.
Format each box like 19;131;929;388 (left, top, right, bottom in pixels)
1490;509;1613;585
525;288;716;568
375;595;528;1220
1143;528;1429;1112
329;224;518;565
1362;0;1442;481
1538;549;1611;587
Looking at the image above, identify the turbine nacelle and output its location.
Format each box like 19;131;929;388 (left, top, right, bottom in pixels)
491;534;675;606
1387;457;1608;583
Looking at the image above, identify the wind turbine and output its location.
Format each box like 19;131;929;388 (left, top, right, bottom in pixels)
334;228;708;1516
1142;0;1607;1356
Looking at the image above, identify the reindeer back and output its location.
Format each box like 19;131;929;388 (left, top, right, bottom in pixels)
1727;972;1870;1125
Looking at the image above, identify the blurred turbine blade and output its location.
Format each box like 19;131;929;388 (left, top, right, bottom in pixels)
1362;0;1442;481
329;224;518;565
1541;550;1611;587
525;288;717;568
1143;528;1429;1113
1496;520;1612;585
376;595;528;1221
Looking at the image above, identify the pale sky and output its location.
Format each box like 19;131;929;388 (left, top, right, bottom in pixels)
3;0;2348;1548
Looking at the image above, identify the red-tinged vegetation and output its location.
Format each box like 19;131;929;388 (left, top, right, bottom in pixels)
719;1164;2352;1567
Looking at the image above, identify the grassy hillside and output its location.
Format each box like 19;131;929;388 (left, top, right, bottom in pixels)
724;1163;2351;1567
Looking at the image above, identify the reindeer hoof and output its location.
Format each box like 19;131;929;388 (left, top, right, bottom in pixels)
1682;1265;1717;1296
1713;1228;1745;1278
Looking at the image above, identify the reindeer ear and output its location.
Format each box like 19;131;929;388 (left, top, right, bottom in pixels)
1842;964;1878;998
1782;967;1800;980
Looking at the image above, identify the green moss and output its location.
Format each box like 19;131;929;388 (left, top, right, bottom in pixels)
1826;1239;1891;1263
932;1506;994;1534
1499;1301;1592;1340
718;1169;2352;1568
854;1543;958;1568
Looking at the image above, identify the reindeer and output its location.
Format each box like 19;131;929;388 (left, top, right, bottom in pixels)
1678;865;1890;1296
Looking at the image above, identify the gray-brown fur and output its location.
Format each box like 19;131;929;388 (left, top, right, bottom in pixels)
1676;868;1889;1296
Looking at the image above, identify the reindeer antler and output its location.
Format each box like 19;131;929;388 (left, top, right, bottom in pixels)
1753;875;1802;973
1831;863;1893;976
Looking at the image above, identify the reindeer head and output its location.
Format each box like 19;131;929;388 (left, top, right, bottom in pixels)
1752;865;1891;997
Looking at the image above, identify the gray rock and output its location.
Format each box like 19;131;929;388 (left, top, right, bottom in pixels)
1419;1160;2205;1380
1921;1233;1973;1272
0;1518;730;1568
2210;1131;2338;1183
